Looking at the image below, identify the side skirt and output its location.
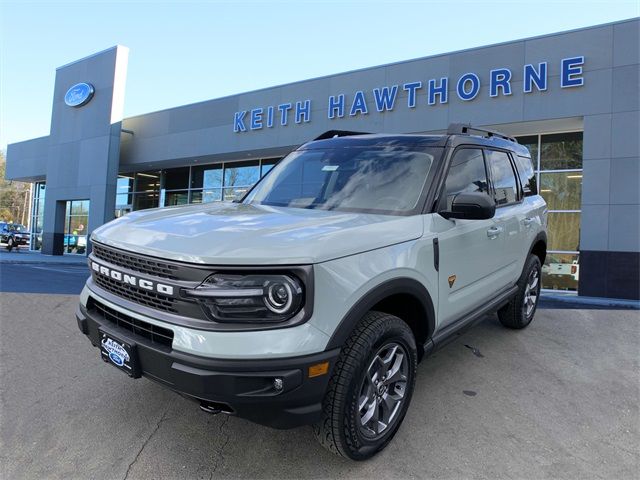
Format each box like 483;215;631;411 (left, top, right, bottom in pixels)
423;285;518;356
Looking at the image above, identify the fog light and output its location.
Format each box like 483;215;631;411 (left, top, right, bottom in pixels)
273;378;284;391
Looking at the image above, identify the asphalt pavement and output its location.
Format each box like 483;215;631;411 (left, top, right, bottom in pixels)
0;262;89;294
1;290;638;479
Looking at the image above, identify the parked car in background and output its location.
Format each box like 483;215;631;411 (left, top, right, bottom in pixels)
0;223;30;252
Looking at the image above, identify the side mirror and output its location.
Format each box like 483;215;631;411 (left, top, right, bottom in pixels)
440;192;496;220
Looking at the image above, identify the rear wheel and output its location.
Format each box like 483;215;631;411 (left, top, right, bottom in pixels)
313;311;417;460
498;254;542;329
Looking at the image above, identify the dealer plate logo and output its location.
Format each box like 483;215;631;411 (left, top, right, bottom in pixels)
101;337;130;366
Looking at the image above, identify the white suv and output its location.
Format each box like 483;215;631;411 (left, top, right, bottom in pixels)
77;124;547;460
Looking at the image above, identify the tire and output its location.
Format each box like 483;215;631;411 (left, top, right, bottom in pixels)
6;238;14;252
498;254;542;329
313;311;417;460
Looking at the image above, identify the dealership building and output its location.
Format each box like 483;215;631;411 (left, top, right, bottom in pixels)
5;18;639;299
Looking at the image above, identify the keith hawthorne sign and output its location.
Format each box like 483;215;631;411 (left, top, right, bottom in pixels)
233;56;585;133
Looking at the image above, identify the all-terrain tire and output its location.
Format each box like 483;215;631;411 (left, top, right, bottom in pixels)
313;311;417;460
498;254;542;329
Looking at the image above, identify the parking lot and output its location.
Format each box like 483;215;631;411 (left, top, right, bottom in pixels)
1;264;639;479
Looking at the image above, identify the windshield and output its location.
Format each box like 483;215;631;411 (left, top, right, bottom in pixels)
6;224;27;232
244;145;439;215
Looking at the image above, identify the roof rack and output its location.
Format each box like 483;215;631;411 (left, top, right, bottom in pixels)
447;123;517;143
314;130;371;140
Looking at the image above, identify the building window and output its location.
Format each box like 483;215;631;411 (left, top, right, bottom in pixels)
30;182;46;251
261;159;278;176
223;161;260;201
132;171;161;211
64;200;89;255
516;131;583;292
190;164;223;204
136;158;280;210
115;175;134;217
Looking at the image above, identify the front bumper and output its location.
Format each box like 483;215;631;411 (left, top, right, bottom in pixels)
77;302;340;429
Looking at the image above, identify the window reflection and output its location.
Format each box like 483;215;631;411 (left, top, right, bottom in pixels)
224;161;260;188
517;135;539;165
116;176;133;209
542;253;579;291
121;159;278;213
540;132;583;170
540;172;582;210
547;212;581;251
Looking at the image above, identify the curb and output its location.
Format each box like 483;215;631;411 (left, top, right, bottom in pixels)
0;253;87;267
540;294;640;310
0;260;87;266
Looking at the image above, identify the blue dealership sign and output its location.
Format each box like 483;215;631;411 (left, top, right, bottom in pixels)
233;56;585;133
64;82;95;107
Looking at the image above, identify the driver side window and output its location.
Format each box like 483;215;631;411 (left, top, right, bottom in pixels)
444;148;488;210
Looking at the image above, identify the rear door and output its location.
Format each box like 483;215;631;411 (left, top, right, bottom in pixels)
434;147;511;328
485;149;525;284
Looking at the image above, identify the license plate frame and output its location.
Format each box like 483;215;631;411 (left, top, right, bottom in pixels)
98;328;141;378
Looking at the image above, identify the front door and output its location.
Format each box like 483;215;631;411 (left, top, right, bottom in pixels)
64;200;89;255
433;148;511;329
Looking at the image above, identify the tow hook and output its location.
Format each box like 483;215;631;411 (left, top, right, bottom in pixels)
200;402;222;414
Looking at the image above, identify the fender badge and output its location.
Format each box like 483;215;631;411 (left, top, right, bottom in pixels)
448;275;457;288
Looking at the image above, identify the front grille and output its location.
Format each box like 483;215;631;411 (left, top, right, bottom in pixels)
88;297;174;348
93;243;179;279
94;274;178;313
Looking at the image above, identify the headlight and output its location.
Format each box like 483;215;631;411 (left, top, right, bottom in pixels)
184;273;304;323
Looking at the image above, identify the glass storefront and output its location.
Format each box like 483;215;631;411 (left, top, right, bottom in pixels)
517;132;583;292
64;199;89;255
132;171;162;211
115;175;134;217
121;158;280;213
30;182;46;251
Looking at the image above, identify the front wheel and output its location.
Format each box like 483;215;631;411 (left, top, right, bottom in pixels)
6;238;14;252
313;311;417;460
498;254;542;329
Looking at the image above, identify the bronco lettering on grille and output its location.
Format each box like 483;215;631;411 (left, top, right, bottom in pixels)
91;261;175;295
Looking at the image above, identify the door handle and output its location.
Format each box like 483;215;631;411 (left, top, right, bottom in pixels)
487;226;503;238
523;217;535;227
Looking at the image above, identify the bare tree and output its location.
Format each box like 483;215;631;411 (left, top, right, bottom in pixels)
0;151;32;226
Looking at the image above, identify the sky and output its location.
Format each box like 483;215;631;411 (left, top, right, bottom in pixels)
1;0;638;151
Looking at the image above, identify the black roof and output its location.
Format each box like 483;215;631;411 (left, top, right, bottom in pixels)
302;131;531;157
301;133;448;150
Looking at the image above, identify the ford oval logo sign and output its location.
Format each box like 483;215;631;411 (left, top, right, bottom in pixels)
109;352;125;367
64;82;95;107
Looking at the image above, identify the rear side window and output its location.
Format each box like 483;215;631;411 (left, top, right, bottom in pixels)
514;155;537;196
486;150;519;206
444;148;489;209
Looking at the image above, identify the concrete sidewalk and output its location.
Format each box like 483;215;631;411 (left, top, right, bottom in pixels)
0;248;87;265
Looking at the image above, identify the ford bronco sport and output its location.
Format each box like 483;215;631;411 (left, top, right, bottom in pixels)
77;124;547;460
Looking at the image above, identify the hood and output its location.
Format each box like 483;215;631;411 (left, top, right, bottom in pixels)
91;202;423;265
